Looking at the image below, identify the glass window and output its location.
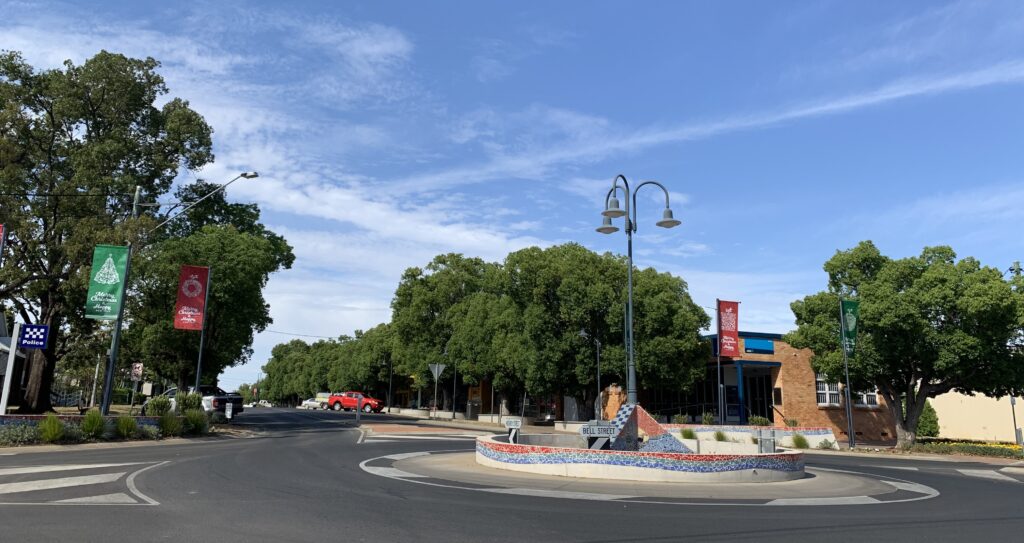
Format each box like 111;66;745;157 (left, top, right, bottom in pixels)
856;390;879;406
815;373;840;406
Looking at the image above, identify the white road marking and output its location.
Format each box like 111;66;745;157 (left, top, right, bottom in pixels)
365;434;478;442
999;466;1024;476
52;493;137;504
485;487;636;501
767;496;879;506
958;469;1021;482
0;472;125;495
875;466;919;471
0;463;144;477
383;452;432;461
361;466;429;478
881;480;938;496
126;461;169;505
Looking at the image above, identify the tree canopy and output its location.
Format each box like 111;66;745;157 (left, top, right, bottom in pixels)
786;241;1023;446
261;243;711;418
0;50;213;411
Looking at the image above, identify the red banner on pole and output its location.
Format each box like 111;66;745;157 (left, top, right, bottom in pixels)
717;300;740;357
174;265;210;331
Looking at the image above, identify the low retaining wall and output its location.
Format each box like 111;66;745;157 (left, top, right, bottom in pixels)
664;424;840;450
475;435;804;483
0;414;161;428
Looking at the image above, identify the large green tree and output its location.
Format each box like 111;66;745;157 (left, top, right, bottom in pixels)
787;241;1023;446
126;224;292;390
0;50;212;412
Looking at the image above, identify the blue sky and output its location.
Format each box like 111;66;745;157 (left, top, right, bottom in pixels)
4;1;1024;391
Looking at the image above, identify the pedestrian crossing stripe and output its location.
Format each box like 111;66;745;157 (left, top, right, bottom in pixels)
0;461;165;506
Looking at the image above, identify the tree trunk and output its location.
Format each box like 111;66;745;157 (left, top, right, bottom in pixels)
17;311;59;414
889;385;931;448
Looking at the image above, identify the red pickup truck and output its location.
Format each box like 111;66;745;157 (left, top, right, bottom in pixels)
326;391;384;413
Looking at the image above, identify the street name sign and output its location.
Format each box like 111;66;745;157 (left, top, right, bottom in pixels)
579;422;617;437
503;418;523;429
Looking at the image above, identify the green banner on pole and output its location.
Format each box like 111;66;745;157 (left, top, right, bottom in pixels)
85;245;129;320
840;299;860;356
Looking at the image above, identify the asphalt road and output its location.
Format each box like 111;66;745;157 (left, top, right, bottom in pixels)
1;408;1022;542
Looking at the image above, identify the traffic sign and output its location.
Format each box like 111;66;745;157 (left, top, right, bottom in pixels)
17;324;49;349
428;363;446;380
503;418;523;429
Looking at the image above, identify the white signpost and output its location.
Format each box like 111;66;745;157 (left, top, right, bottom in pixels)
225;399;234;420
503;417;523;443
428;363;446;417
580;421;616;450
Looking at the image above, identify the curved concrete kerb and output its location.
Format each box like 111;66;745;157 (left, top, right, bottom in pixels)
475;435;805;483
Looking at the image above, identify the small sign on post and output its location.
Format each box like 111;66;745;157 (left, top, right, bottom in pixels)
580;421;616;450
504;417;523;444
18;324;49;350
130;362;144;382
226;400;234;420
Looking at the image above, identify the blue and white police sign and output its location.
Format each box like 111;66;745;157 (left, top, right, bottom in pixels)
18;324;49;350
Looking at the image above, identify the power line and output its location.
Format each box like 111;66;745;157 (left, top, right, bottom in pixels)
264;329;338;339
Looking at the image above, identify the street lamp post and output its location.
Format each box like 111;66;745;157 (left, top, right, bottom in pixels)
596;174;681;405
100;172;258;412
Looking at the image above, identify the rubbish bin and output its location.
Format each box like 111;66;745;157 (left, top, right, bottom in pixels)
466;401;481;420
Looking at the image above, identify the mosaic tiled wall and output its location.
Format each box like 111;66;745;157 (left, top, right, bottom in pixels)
477;437;804;474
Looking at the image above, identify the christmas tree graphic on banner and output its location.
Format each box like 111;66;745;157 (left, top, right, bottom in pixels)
85;245;129;320
94;255;121;284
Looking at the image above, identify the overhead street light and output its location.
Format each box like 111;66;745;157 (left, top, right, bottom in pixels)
595;174;681;406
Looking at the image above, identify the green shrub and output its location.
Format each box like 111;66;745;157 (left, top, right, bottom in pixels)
0;424;39;446
681;428;697;440
748;415;770;427
751;436;758;444
81;409;106;440
791;433;809;449
137;425;160;440
183;409;209;435
210;412;228;425
917;400;939;437
63;423;85;443
116;416;137;439
818;439;835;450
146;396;172;417
784;419;799;427
714;430;727;442
159;413;183;437
38;413;65;443
177;392;203;413
911;441;1021;458
701;412;716;425
671;414;688;424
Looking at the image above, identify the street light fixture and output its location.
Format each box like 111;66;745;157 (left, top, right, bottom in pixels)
595;174;681;405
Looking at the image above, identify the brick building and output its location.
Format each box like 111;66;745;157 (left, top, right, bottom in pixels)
676;331;896;444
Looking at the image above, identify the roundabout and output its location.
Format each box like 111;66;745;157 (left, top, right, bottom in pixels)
359;449;940;506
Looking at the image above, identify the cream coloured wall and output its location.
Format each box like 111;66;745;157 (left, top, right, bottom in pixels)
931;392;1020;442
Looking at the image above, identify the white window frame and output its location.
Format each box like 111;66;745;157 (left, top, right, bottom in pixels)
855;389;879;407
815;373;841;406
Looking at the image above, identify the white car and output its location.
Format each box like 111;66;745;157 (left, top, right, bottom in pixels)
298;398;321;410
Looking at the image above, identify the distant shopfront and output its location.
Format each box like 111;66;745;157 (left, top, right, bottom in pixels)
670;331;897;443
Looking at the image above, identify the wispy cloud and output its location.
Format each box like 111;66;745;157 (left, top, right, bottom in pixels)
392;59;1024;194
